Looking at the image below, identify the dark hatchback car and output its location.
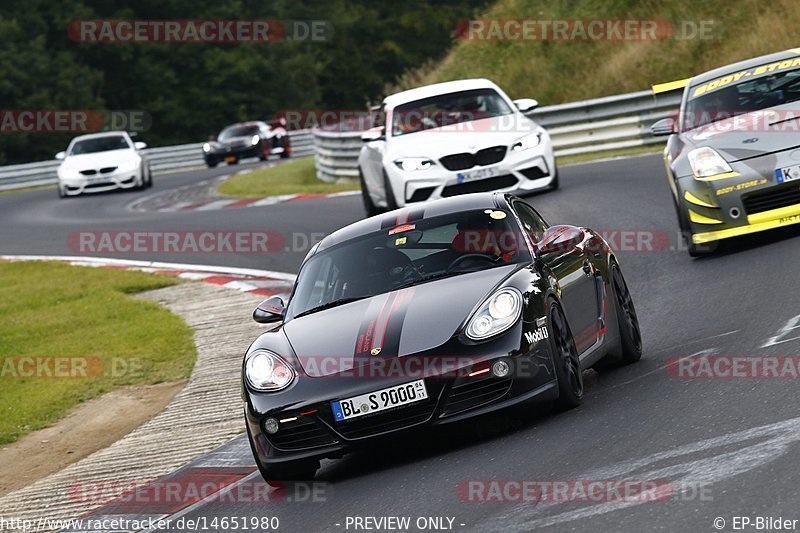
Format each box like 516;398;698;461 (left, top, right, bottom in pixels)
203;120;290;167
242;193;642;484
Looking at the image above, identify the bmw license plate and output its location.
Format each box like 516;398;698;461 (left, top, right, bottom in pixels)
775;164;800;183
331;379;428;422
457;166;501;184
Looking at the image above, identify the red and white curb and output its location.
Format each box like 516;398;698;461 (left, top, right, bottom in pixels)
0;255;296;298
128;166;359;213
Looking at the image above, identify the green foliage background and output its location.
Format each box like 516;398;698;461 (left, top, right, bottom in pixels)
0;0;488;164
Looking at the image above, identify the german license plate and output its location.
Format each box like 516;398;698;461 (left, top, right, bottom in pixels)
775;164;800;183
457;166;501;184
331;379;428;422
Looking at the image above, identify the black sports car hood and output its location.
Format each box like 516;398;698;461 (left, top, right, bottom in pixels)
283;264;519;377
683;106;800;162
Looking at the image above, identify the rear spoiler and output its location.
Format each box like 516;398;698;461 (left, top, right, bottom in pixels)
651;78;690;95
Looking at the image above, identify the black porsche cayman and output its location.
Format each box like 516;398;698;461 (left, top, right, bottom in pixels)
242;192;642;483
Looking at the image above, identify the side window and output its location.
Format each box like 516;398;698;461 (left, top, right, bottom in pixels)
513;201;548;243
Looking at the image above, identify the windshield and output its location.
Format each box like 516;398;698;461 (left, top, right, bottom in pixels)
287;209;530;319
684;67;800;130
69;136;130;155
391;88;513;136
219;125;259;140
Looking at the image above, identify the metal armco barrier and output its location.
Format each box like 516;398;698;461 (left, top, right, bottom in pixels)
0;130;314;191
313;88;683;183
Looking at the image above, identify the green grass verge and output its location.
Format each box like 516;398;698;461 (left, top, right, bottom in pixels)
0;261;196;445
557;144;664;166
0;184;57;195
218;157;359;198
395;0;795;104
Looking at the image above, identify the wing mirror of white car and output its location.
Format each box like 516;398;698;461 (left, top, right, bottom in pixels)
513;98;539;113
650;117;676;136
134;141;148;150
361;126;385;142
253;296;286;324
55;151;66;160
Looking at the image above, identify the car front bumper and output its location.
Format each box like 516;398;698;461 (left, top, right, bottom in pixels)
244;330;557;465
59;168;140;195
677;153;800;245
384;142;556;207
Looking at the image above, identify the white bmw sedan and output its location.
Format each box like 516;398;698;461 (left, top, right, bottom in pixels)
357;78;556;216
56;131;152;198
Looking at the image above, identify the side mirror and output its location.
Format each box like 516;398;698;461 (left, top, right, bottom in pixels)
134;141;147;150
55;151;66;160
651;117;676;136
361;126;385;142
537;225;586;255
253;296;285;324
513;98;539;113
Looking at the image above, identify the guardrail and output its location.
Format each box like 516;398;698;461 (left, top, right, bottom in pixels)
313;89;682;183
0;130;314;191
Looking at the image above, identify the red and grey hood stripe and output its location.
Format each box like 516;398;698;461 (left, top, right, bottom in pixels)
354;287;416;361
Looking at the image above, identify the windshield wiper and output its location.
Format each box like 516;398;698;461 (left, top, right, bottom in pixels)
294;297;367;318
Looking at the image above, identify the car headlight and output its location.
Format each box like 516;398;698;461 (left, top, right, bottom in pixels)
687;147;732;178
118;159;140;172
466;288;523;340
511;132;541;152
202;142;211;153
244;350;296;392
58;167;79;179
394;158;435;171
251;135;260;146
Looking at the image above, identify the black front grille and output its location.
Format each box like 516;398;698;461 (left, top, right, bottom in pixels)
442;374;513;416
407;186;436;203
100;166;117;174
743;184;800;215
441;174;517;197
267;416;338;451
440;146;507;171
79;169;97;176
333;400;436;439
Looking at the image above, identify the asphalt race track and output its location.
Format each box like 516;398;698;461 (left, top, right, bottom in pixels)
6;154;800;532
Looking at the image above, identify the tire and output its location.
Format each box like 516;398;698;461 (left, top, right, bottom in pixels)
58;185;67;199
359;168;382;218
206;159;218;168
548;301;583;410
145;165;153;188
610;264;642;364
245;422;319;488
258;142;269;161
592;263;643;371
134;172;145;190
383;170;398;212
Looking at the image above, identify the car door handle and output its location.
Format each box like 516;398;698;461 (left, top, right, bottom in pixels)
582;260;592;275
